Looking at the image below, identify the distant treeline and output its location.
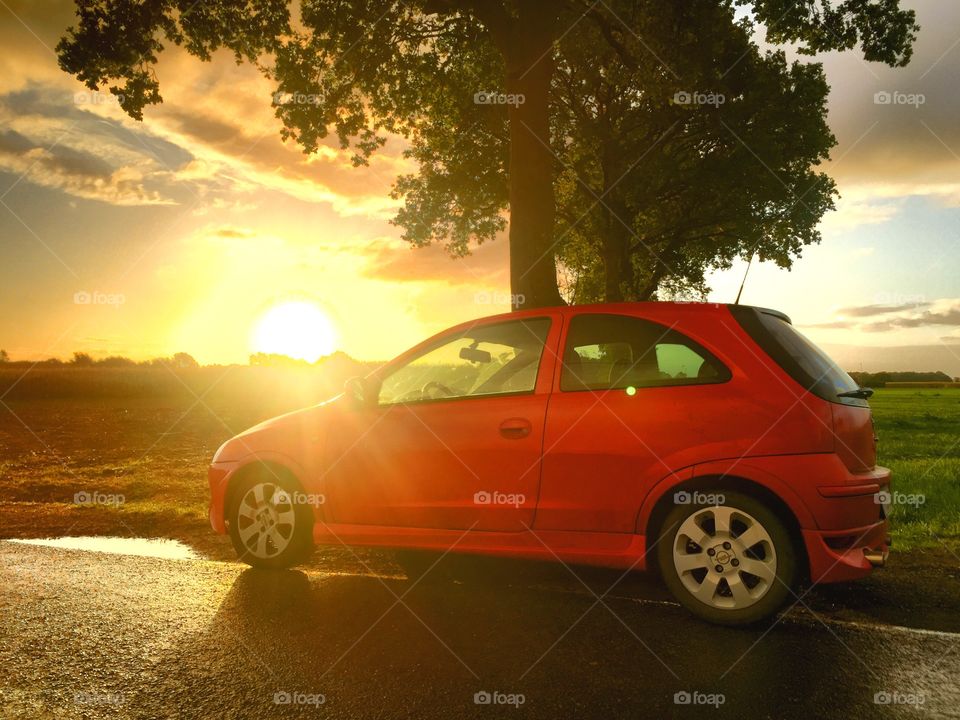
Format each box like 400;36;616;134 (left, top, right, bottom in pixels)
848;371;957;388
0;351;202;369
0;349;367;370
0;349;380;411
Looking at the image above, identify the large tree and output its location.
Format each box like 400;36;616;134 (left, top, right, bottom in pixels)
399;2;845;303
58;0;917;308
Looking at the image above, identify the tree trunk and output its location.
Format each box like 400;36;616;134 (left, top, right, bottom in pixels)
502;1;565;310
600;141;630;302
602;197;632;302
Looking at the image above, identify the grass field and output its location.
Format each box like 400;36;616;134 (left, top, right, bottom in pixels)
868;389;960;549
0;374;957;558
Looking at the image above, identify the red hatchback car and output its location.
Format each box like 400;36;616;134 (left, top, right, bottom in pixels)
208;302;891;624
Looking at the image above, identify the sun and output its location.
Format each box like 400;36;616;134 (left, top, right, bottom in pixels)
251;301;338;362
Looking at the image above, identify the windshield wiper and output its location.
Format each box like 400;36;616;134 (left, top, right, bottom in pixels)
837;388;874;399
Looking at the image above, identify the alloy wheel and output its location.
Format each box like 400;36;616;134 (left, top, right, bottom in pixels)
235;482;297;559
672;505;778;610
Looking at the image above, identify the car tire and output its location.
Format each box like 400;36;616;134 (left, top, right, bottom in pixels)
656;490;797;626
227;468;314;569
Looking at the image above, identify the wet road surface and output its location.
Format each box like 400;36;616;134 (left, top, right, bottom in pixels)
2;541;959;719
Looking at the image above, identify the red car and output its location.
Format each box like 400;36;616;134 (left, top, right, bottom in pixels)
208;302;890;624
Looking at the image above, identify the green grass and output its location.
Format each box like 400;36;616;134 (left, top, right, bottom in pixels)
869;389;960;549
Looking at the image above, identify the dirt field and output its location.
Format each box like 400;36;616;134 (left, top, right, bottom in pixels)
0;365;373;562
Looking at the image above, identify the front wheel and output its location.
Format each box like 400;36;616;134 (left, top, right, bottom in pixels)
227;470;314;569
656;491;797;625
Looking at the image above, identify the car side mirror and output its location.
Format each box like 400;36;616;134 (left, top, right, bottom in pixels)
344;376;374;408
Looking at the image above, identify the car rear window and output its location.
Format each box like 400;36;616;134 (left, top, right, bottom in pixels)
729;306;864;406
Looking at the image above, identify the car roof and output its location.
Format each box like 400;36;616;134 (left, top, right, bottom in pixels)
479;301;791;324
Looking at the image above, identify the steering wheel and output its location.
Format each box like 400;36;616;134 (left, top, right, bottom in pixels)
421;381;456;399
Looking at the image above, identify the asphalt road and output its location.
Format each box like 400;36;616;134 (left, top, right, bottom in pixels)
2;541;959;719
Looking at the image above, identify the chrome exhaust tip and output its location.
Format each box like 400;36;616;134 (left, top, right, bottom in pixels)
864;548;888;568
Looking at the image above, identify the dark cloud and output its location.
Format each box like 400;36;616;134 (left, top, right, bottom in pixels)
0;128;111;180
862;305;960;331
46;144;113;179
160;107;248;148
0;85;193;204
835;302;932;317
0;127;163;205
158;103;402;204
806;300;960;332
0;86;195;171
0;129;34;154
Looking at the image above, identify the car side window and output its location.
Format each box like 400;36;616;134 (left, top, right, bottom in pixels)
560;314;729;391
378;318;552;405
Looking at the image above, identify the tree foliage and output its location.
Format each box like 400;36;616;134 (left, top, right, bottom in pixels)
58;0;918;306
552;2;840;301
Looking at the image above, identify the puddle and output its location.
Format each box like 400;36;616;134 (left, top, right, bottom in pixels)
7;536;200;560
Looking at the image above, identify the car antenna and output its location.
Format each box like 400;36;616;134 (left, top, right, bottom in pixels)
734;253;753;305
735;239;763;305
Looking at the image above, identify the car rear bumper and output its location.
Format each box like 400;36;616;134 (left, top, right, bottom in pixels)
803;464;891;583
803;519;891;583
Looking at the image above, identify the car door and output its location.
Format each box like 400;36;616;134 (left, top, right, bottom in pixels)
537;311;733;533
322;315;560;532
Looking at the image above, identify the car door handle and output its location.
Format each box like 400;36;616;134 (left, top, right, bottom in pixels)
499;418;532;439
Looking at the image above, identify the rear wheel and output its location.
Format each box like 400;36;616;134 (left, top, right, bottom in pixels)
656;491;797;625
227;469;314;569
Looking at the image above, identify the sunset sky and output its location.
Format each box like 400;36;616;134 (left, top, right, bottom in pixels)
1;0;959;373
